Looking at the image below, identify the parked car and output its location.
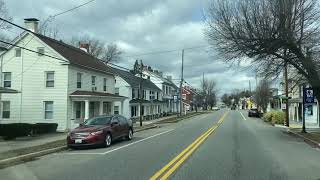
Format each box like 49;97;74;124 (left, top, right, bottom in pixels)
248;108;260;117
212;106;220;111
67;115;133;148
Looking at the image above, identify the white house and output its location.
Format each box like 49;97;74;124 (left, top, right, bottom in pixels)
0;18;126;131
112;68;163;120
141;68;180;114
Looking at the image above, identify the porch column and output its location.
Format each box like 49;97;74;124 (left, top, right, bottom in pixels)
84;100;90;120
99;101;104;115
121;100;124;115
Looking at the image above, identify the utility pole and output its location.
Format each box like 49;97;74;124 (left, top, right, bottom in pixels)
249;80;251;93
284;61;290;127
139;59;143;126
179;49;184;116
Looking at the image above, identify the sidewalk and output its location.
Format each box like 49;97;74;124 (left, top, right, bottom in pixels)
133;115;177;127
289;121;319;129
0;133;67;154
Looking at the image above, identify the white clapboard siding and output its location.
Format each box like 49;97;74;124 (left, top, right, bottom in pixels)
1;33;69;131
66;65;116;127
114;76;131;118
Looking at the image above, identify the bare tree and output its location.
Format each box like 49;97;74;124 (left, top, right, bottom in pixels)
254;79;272;112
38;21;60;39
0;0;11;30
205;0;320;100
200;78;217;109
0;0;12;47
70;35;122;62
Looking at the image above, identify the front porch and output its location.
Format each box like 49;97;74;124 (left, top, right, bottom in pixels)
69;91;126;126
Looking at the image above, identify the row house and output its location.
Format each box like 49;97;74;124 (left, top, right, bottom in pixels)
142;68;180;114
181;86;196;112
0;18;126;131
112;68;163;120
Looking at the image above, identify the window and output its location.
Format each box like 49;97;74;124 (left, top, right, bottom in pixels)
44;101;53;119
131;106;137;117
91;76;96;86
2;101;10;118
119;116;127;125
156;92;159;100
115;87;119;95
143;90;146;99
37;47;44;56
45;71;54;87
150;91;155;100
103;78;107;91
111;116;119;124
3;72;11;88
114;106;119;115
182;94;187;100
166;86;169;95
15;48;21;57
77;73;82;88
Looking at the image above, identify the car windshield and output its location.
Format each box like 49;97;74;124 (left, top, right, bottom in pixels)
83;117;111;125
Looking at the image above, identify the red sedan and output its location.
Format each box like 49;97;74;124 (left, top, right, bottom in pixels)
67;115;133;148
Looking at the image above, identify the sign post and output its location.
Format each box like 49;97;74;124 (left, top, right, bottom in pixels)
302;86;315;133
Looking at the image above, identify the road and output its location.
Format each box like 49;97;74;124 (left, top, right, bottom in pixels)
1;110;320;180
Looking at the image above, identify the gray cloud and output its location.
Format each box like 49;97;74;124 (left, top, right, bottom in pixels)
4;0;255;94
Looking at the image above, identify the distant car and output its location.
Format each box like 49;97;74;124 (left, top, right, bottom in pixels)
67;115;133;149
231;105;236;110
212;106;220;111
248;108;260;117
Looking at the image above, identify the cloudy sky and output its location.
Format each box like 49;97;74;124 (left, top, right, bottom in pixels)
4;0;257;95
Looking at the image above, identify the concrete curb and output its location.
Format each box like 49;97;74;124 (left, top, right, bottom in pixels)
0;124;159;168
155;113;207;124
285;129;320;148
0;146;67;167
134;124;158;132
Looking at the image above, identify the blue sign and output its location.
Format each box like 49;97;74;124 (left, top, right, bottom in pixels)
303;87;315;104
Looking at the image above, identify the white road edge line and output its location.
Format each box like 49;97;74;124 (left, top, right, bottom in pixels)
102;129;174;155
66;129;174;155
240;112;247;121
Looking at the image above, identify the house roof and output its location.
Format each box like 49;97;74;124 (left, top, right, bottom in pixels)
70;90;126;98
0;87;19;94
35;34;114;75
145;71;178;89
111;68;161;91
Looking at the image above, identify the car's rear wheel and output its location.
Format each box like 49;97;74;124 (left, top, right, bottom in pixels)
105;133;112;147
126;129;133;141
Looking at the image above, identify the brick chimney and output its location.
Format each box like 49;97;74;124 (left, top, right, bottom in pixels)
24;18;39;33
79;43;90;53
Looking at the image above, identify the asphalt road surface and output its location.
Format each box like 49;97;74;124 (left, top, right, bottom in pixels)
1;110;320;180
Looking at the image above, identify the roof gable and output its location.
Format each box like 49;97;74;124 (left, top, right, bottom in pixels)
35;34;114;75
111;68;161;91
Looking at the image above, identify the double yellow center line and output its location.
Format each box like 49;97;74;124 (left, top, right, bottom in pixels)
150;112;229;180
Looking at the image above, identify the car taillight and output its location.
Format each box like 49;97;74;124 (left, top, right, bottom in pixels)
90;130;103;136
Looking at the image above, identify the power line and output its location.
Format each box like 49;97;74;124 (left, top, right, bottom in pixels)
42;0;96;26
122;45;209;58
52;0;95;18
